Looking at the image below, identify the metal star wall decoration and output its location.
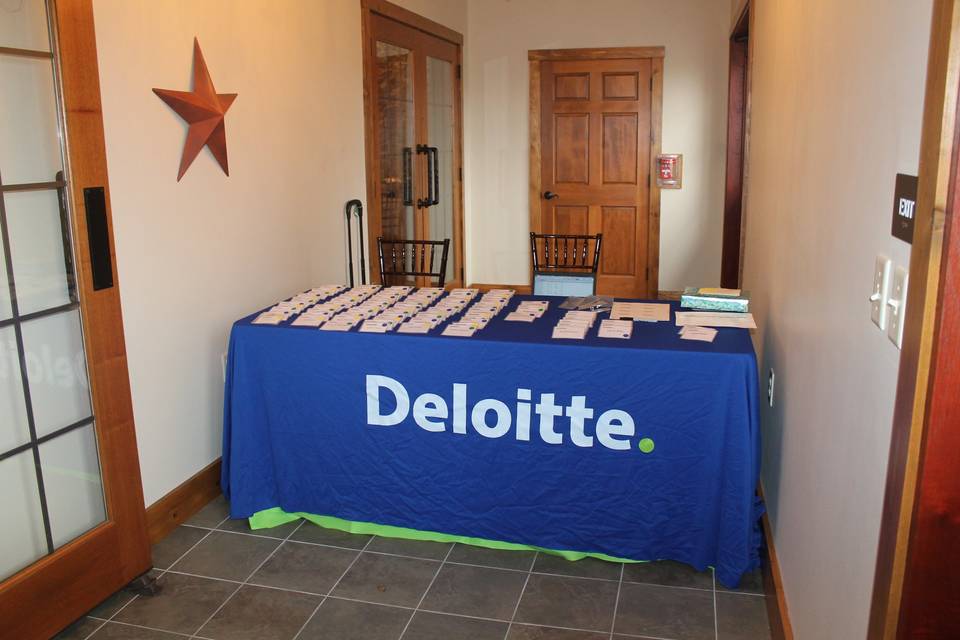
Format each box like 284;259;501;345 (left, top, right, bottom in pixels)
153;38;237;181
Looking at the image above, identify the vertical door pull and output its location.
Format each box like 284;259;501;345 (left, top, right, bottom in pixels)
402;147;413;206
428;146;439;206
83;187;114;291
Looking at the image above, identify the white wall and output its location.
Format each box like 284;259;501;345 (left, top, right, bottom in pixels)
743;1;930;637
93;0;465;505
463;0;730;290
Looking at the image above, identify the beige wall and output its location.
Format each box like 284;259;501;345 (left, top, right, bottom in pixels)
463;0;730;290
743;1;930;637
92;0;465;505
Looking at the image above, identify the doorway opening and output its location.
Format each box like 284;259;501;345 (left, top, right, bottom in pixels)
721;3;750;289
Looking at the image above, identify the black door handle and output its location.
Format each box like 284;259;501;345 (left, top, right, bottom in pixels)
543;191;559;200
429;146;439;206
416;145;440;208
402;147;413;206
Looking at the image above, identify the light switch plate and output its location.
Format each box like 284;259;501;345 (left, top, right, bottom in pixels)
871;255;892;330
887;266;909;348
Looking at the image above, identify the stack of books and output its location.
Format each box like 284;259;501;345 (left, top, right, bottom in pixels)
680;287;750;313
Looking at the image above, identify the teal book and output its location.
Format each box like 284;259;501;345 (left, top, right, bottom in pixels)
680;287;750;312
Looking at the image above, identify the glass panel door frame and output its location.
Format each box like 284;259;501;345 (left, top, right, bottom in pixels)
361;0;465;288
0;2;150;637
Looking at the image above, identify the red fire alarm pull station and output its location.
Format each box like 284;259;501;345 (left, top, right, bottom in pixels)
656;154;683;189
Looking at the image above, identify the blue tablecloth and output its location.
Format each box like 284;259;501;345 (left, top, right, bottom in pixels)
222;296;763;587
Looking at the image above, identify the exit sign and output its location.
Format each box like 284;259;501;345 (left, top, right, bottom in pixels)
891;173;917;244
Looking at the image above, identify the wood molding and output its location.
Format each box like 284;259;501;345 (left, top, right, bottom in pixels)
868;1;960;637
361;0;462;44
146;459;222;544
760;485;794;640
529;46;665;61
468;283;533;295
721;2;749;289
656;290;681;301
649;57;663;296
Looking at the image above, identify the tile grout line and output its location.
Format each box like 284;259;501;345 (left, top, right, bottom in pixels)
76;617;108;640
291;533;378;640
501;550;538;640
86;618;209;639
609;562;625;640
181;523;767;595
397;542;457;639
186;517;306;638
79;512;234;639
713;567;719;640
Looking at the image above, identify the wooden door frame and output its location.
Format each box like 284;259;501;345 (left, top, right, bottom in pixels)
528;46;664;297
0;1;150;637
359;0;466;287
868;0;960;637
721;2;752;289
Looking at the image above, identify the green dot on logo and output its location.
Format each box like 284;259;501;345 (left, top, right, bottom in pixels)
638;438;655;454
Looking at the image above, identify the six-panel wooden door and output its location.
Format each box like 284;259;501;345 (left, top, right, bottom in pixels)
534;50;662;298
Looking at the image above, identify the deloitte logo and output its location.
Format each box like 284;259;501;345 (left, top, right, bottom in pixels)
365;374;654;452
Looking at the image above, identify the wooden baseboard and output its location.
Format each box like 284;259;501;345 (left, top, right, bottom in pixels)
145;458;222;544
468;282;533;294
760;484;794;640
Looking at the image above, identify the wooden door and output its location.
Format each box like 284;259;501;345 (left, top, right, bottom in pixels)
362;0;465;288
0;2;150;638
531;49;663;298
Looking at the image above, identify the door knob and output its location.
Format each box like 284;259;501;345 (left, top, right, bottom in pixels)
543;191;559;200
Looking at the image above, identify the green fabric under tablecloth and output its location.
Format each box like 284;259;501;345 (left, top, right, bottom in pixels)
250;507;641;564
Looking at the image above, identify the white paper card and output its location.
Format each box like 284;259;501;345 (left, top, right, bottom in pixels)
610;302;671;322
675;312;757;329
679;326;718;342
598;319;633;339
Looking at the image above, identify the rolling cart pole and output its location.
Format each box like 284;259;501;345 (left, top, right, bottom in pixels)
346;199;366;285
345;201;356;287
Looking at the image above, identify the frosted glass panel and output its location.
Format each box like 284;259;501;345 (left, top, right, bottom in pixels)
376;41;416;253
0;0;50;51
6;189;72;315
426;56;455;283
0;234;11;320
40;423;105;548
0;450;46;581
0;55;62;185
21;310;91;437
0;326;29;452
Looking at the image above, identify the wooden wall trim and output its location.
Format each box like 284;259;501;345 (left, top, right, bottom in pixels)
760;485;794;640
361;0;462;44
529;46;665;61
468;283;533;295
649;57;663;297
868;0;960;637
528;59;542;287
721;3;749;289
146;459;222;544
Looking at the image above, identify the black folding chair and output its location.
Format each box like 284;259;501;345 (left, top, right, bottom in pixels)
530;232;603;295
377;237;451;287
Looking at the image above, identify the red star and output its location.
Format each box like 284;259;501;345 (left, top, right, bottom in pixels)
153;38;237;181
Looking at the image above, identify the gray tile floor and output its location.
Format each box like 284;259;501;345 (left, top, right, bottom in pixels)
56;496;772;640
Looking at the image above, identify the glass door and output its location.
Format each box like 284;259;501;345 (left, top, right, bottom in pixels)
374;38;417;285
423;39;460;287
365;6;464;288
0;1;149;637
1;10;106;584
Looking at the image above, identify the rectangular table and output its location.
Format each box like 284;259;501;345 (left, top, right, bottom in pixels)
221;296;763;587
